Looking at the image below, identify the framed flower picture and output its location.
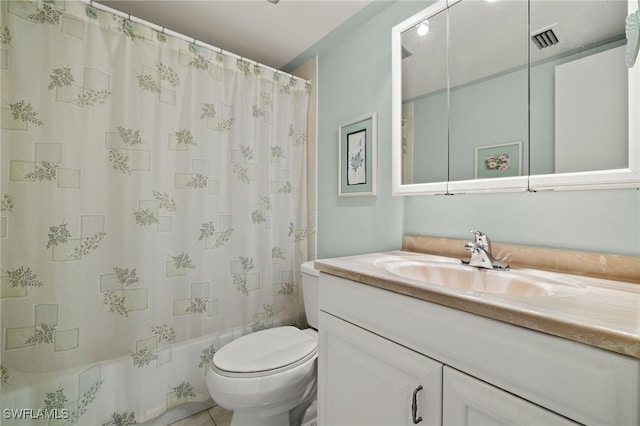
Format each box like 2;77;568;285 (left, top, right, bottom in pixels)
338;113;377;196
474;141;522;179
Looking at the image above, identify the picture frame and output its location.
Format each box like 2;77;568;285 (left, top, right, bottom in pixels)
474;141;522;179
338;113;377;196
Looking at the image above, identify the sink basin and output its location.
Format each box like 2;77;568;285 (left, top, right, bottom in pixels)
378;258;587;297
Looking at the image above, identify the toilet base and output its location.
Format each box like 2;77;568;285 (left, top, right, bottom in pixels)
228;377;317;426
230;411;289;426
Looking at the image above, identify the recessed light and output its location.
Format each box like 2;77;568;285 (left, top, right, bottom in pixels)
416;20;429;36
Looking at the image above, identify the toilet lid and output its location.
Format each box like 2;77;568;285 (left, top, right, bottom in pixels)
213;326;317;374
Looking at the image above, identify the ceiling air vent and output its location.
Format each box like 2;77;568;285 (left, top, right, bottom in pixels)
531;26;560;49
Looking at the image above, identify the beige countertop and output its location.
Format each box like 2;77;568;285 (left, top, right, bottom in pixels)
315;250;640;359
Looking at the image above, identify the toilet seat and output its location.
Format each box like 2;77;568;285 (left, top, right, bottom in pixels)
212;326;317;378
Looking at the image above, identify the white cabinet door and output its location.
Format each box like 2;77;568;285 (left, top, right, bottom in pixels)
443;367;579;426
318;312;442;426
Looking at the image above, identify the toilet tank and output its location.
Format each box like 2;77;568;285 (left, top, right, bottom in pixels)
300;261;319;329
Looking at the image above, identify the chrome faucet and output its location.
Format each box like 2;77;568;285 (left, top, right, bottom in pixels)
462;230;509;270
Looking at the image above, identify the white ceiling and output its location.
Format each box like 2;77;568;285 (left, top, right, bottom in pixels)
99;0;373;71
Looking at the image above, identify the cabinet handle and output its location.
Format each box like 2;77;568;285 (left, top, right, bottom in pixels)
411;385;423;424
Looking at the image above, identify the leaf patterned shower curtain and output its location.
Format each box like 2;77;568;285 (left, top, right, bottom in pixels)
0;1;310;423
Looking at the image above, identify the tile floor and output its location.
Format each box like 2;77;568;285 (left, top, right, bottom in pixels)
169;405;233;426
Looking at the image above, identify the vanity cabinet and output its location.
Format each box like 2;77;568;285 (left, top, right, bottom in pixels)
320;312;577;426
320;312;442;425
317;272;640;425
442;367;576;425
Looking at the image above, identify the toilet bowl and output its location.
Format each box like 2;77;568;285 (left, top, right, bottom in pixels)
206;261;319;426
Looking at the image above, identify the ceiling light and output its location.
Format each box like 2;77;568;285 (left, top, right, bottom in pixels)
416;20;429;36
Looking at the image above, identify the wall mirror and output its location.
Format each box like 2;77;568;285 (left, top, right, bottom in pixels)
391;0;640;195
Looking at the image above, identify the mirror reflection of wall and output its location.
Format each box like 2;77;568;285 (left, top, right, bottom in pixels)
400;0;629;185
530;0;628;175
401;7;448;185
448;0;528;182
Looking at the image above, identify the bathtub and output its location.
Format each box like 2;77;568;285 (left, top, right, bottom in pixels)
0;320;295;425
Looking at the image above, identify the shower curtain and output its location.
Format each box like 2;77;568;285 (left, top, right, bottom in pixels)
0;1;310;424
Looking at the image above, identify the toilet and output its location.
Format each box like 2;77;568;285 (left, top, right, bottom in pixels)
206;261;319;426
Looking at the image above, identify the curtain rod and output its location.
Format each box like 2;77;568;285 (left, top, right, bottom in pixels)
82;0;308;84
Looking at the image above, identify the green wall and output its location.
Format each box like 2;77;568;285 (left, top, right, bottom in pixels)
288;1;640;258
404;189;640;255
311;2;424;259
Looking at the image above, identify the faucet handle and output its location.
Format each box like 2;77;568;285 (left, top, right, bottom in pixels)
464;241;478;252
469;229;491;253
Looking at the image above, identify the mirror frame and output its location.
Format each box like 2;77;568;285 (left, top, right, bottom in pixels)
391;0;640;195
